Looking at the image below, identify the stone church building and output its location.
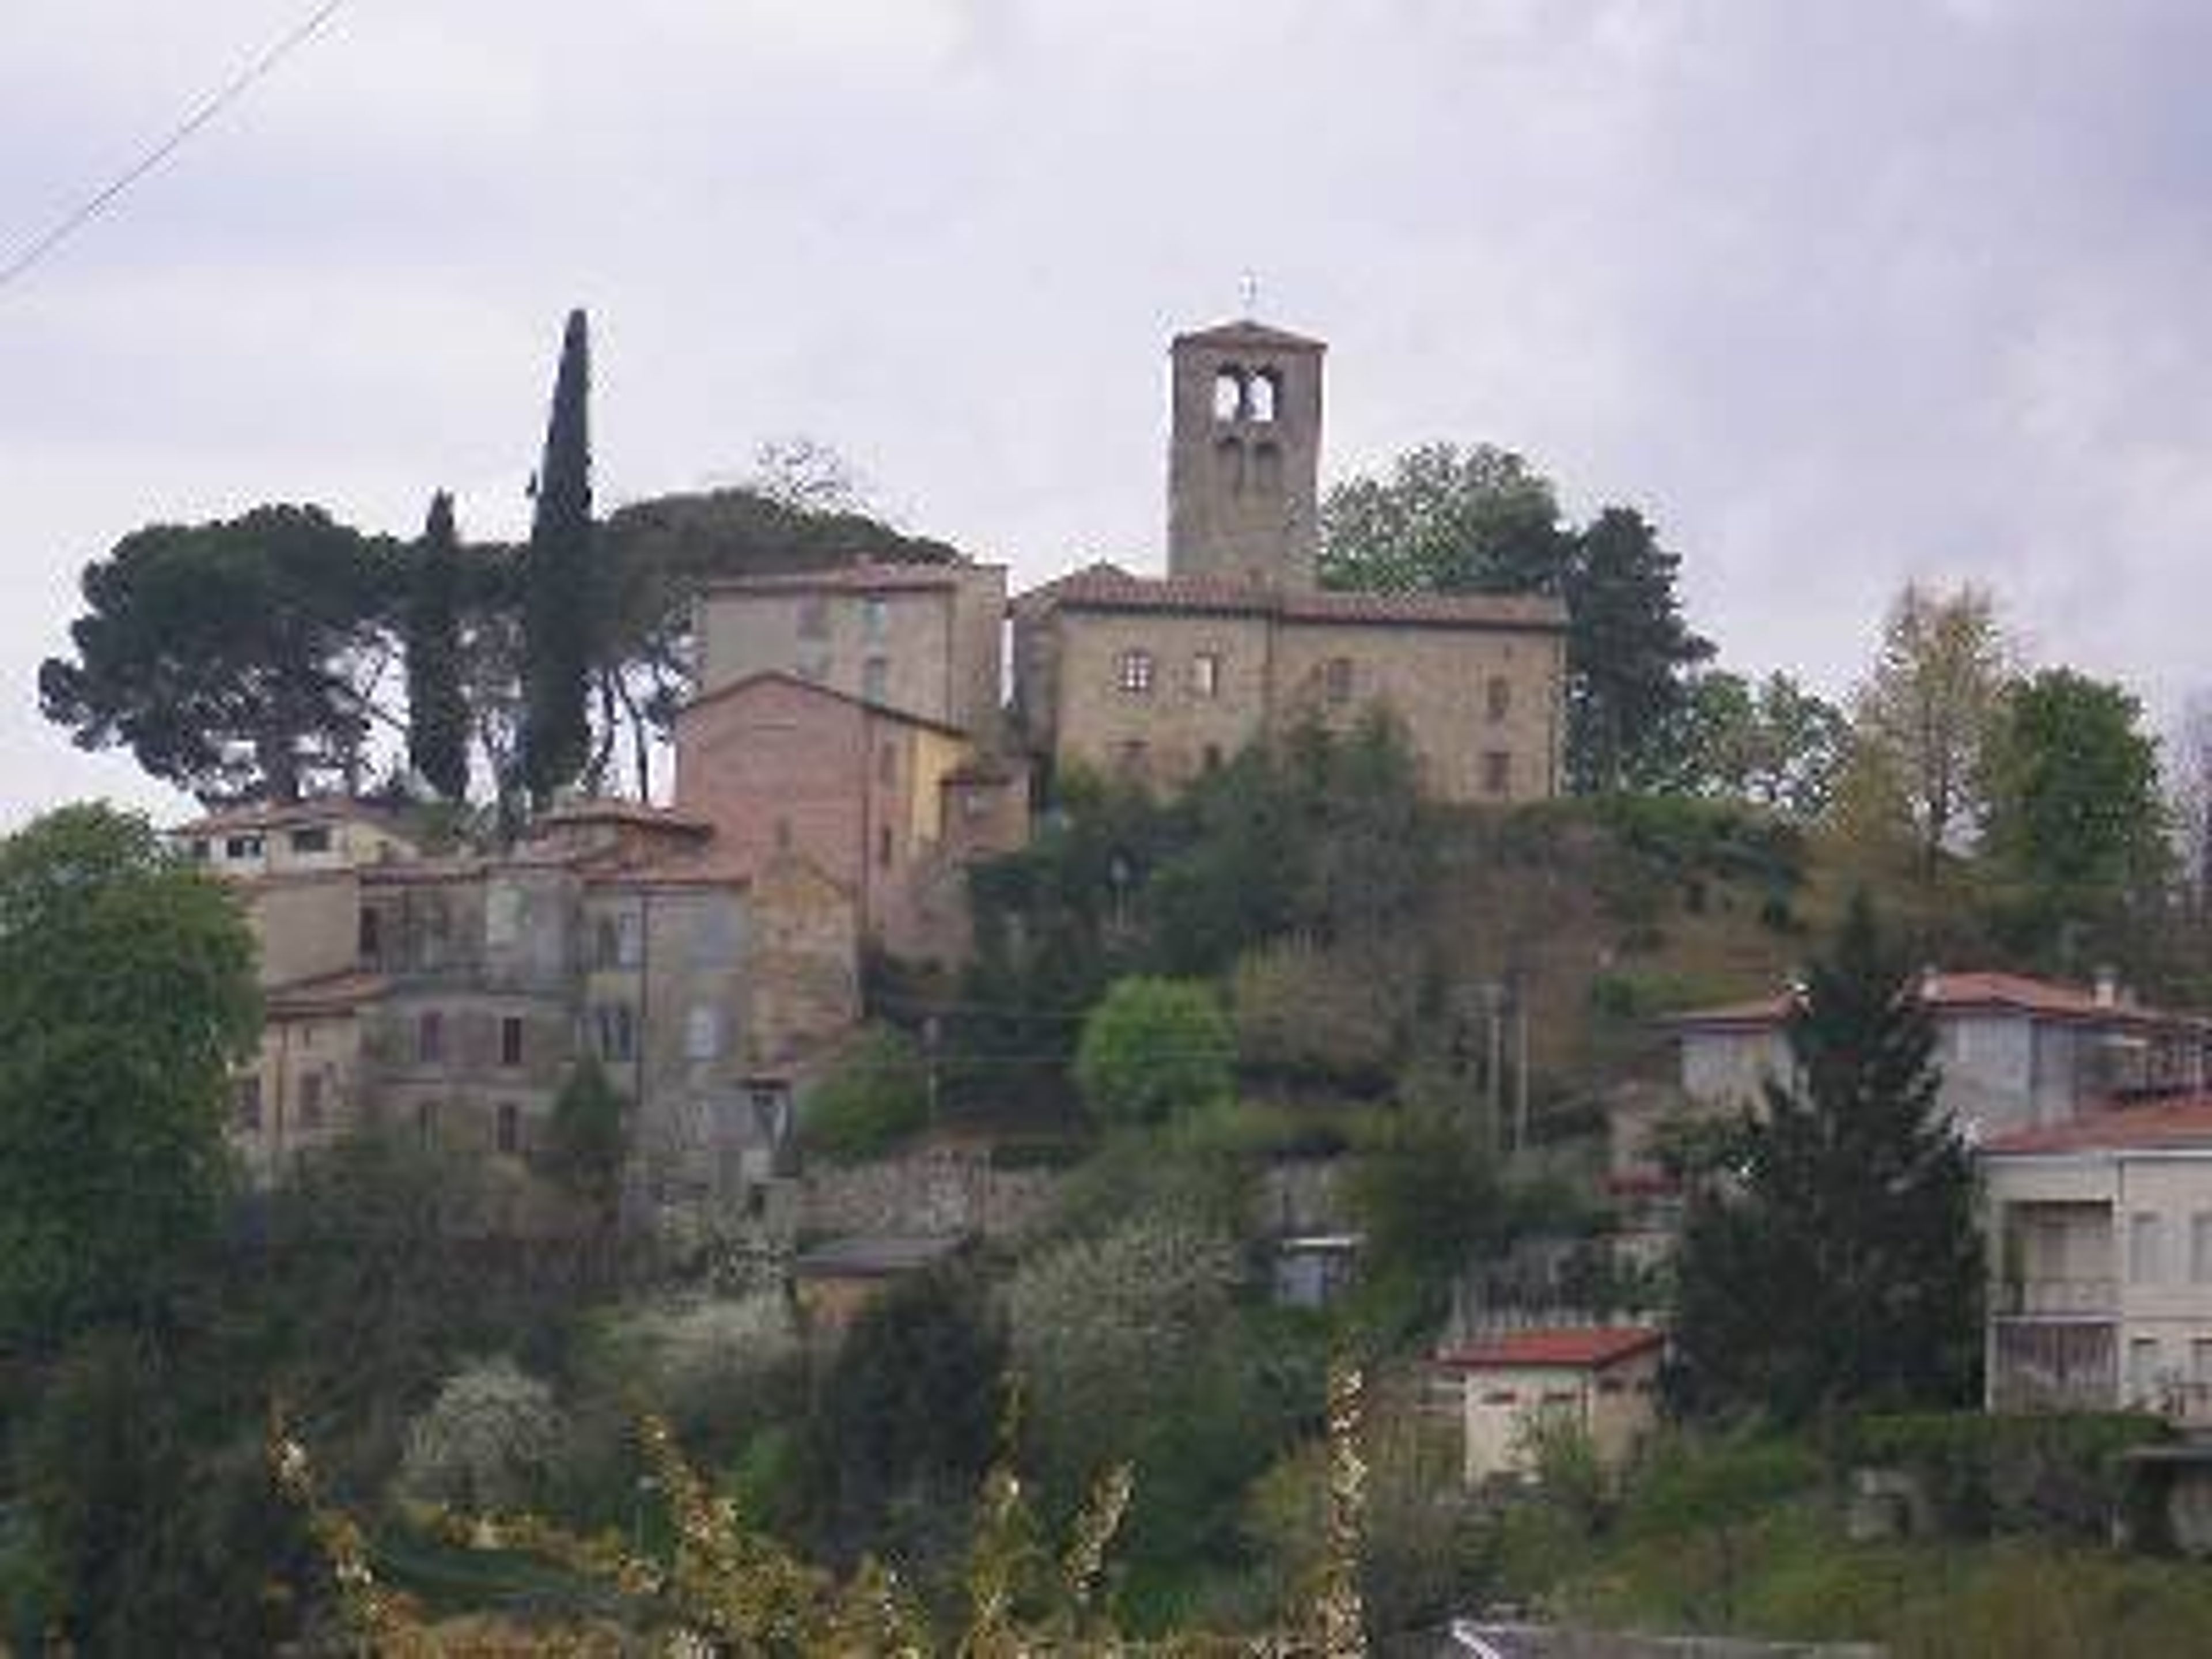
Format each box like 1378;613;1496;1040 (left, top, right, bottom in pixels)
1010;318;1569;801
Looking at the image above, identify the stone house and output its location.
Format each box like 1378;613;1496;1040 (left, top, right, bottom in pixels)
1433;1325;1665;1484
1661;969;2211;1145
1980;1099;2212;1425
1010;317;1569;801
694;559;1007;742
673;671;1026;966
209;798;861;1230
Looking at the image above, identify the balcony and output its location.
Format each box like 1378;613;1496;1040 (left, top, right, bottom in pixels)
1990;1319;2116;1414
1994;1277;2118;1317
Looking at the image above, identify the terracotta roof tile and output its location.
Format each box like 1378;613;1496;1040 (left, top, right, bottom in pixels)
1013;563;1567;630
1980;1098;2212;1156
700;560;980;596
1666;971;2204;1033
1438;1326;1666;1371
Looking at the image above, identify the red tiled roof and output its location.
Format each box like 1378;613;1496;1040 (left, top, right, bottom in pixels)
266;969;387;1014
699;560;979;596
1013;563;1567;630
175;797;407;836
1437;1326;1665;1371
676;670;971;738
1665;971;2201;1033
535;798;713;835
1981;1098;2212;1156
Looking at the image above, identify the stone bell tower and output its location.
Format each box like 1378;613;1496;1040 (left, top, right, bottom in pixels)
1165;317;1325;590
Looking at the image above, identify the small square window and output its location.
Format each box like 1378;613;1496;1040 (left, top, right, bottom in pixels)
1116;649;1155;695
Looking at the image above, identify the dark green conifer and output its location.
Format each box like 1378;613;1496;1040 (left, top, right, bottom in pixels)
404;490;469;801
1673;892;1982;1423
521;308;594;805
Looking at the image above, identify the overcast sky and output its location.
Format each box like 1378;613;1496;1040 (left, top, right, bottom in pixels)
8;0;2212;826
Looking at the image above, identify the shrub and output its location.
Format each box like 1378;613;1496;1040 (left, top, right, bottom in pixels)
396;1358;562;1513
1073;976;1235;1126
1848;1410;2169;1540
1232;939;1402;1092
802;1025;929;1162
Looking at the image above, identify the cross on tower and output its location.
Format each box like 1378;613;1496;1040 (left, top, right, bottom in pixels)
1238;269;1260;319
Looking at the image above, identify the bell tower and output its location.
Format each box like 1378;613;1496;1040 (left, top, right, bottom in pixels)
1165;317;1325;590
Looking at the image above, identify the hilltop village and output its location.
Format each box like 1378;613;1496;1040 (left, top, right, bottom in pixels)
16;313;2212;1653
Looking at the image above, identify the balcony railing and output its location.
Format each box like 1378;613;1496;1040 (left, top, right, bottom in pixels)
1994;1277;2118;1317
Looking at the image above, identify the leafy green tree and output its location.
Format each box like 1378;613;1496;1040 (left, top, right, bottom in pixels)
6;1331;314;1655
802;1025;930;1164
522;307;597;805
1642;669;1850;819
1073;976;1236;1125
39;506;401;801
541;1056;627;1232
1672;893;1982;1424
1566;506;1715;793
1840;581;2017;873
404;490;471;801
809;1267;1004;1562
0;806;257;1350
1982;668;2169;963
1317;444;1710;791
1320;441;1568;596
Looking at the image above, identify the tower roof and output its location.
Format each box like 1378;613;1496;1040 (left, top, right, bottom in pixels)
1172;317;1326;353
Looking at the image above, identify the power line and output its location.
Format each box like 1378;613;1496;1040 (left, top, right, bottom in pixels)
0;0;351;295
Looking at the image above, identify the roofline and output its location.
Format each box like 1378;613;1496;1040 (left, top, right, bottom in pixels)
677;670;971;738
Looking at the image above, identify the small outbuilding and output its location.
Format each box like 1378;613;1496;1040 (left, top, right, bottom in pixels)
1435;1325;1665;1484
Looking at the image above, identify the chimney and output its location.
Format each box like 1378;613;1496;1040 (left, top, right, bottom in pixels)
2094;965;2119;1009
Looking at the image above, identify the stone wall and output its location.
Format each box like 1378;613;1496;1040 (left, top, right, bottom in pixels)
800;1149;1061;1241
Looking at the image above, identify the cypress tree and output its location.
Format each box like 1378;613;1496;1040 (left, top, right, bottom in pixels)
521;308;594;805
1672;892;1983;1424
404;490;469;801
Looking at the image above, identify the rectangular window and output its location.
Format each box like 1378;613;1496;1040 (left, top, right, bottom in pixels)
685;1005;721;1061
797;594;831;639
878;741;897;786
417;1099;439;1148
417;1010;444;1065
1486;676;1512;721
1116;649;1155;695
358;906;381;962
501;1016;524;1069
862;655;890;703
1191;652;1222;698
2194;1339;2212;1388
289;825;332;854
225;834;264;859
2194;1213;2212;1282
2131;1212;2164;1283
2130;1336;2162;1402
496;1102;521;1155
298;1071;325;1130
862;596;889;641
1482;750;1513;798
596;1003;636;1063
232;1075;263;1133
878;823;895;868
1324;657;1354;705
